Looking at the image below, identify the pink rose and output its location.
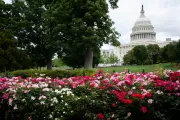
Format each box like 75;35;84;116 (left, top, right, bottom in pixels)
2;93;9;100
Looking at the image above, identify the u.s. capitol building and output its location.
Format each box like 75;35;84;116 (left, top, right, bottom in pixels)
101;5;174;65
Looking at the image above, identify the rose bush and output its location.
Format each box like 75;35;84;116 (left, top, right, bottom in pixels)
0;69;180;120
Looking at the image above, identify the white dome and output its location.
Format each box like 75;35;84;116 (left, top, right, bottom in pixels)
130;5;156;44
134;17;152;26
133;5;153;27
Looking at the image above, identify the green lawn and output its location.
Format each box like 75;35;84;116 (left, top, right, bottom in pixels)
95;63;179;73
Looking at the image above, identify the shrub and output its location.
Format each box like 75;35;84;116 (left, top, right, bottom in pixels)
0;69;96;78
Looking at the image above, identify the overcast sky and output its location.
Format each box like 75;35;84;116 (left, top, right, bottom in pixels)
4;0;180;46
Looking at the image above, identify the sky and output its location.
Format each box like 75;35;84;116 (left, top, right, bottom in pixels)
4;0;180;48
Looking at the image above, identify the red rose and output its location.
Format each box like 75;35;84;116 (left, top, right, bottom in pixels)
145;93;152;98
124;99;132;104
2;93;9;100
141;106;147;113
98;113;104;119
112;103;116;107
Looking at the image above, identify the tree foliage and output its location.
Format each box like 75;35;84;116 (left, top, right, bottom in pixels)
9;0;120;70
0;1;31;71
123;40;180;65
46;0;120;69
123;50;136;65
147;44;160;64
133;45;148;65
11;0;61;70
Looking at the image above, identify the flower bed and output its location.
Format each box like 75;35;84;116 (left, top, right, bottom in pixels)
0;70;180;120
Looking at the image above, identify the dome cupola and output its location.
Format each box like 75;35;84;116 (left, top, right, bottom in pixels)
130;5;156;44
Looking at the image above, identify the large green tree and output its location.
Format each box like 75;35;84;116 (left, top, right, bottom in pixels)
166;42;177;63
175;40;180;65
47;0;120;69
123;50;136;65
0;0;31;71
11;0;59;70
160;46;168;63
133;45;148;65
108;52;119;64
147;44;160;64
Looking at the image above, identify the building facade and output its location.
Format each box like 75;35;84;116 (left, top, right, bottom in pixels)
101;5;173;64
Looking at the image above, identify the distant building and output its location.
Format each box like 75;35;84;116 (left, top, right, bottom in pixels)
101;5;176;64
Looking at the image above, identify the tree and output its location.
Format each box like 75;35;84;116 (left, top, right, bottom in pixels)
123;50;136;65
0;1;31;71
166;42;177;63
11;0;59;70
147;44;160;64
61;46;101;69
48;0;120;69
176;40;180;65
133;45;148;65
160;46;169;63
108;52;119;64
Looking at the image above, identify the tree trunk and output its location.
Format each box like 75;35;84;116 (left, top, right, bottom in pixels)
84;46;93;69
47;59;52;70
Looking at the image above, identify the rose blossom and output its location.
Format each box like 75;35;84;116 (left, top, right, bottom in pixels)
8;98;13;106
148;99;153;104
97;113;104;119
141;106;147;113
2;93;9;100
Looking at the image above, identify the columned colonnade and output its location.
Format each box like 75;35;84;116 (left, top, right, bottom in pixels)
131;33;155;40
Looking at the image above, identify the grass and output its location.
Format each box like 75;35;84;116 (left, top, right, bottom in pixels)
94;63;179;73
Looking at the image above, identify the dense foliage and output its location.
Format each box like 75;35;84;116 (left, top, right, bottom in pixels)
47;0;120;69
0;0;120;70
0;69;180;120
0;0;31;72
123;41;180;65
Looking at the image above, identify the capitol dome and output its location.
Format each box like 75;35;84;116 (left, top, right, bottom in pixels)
130;5;156;44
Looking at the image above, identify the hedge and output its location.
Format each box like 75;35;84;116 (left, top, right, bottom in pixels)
0;69;96;78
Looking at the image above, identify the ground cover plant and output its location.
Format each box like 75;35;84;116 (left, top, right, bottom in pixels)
0;69;180;120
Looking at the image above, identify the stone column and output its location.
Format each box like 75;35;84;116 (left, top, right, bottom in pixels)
145;33;146;39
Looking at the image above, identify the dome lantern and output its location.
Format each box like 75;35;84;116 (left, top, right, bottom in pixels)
140;5;145;17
